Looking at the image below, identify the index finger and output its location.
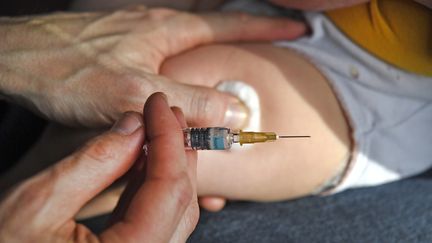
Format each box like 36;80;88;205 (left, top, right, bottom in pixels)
135;9;307;71
202;11;307;42
101;93;195;242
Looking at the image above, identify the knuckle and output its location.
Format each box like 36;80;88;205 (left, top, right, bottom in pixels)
107;76;138;110
78;135;118;163
112;74;156;115
121;74;147;97
189;89;225;125
148;8;178;20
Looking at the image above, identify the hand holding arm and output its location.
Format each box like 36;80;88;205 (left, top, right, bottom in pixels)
0;6;306;127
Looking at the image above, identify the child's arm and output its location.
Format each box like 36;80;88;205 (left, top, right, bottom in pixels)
161;43;352;201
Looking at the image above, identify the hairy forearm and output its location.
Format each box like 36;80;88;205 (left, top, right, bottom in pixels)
0;18;29;100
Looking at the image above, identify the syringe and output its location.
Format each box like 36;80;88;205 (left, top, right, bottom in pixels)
183;127;310;150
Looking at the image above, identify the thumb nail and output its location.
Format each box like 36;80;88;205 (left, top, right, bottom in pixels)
223;98;249;129
111;112;143;135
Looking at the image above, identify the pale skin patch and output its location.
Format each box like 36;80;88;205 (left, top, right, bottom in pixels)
160;43;351;201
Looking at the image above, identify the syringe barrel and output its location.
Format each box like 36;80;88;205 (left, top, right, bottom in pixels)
183;127;233;150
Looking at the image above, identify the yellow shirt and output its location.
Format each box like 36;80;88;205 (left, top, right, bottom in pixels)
326;0;431;76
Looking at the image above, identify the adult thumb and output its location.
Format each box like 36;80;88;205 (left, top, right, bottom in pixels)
167;83;249;128
31;112;145;223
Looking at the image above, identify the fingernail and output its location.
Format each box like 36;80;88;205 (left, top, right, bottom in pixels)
111;112;143;135
223;98;249;129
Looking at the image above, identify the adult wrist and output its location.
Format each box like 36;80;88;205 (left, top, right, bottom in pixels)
0;17;35;101
0;15;71;103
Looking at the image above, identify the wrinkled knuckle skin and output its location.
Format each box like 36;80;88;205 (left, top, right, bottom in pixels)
124;75;146;95
115;75;147;110
148;8;178;19
190;90;220;125
79;135;118;164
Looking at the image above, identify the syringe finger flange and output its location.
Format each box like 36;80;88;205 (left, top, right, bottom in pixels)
184;127;233;150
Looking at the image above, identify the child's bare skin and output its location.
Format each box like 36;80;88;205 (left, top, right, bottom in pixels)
160;43;351;201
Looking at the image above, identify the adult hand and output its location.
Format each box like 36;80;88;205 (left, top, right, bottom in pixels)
0;6;306;127
0;93;199;242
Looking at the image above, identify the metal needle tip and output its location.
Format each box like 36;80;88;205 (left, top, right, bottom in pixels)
277;135;311;139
